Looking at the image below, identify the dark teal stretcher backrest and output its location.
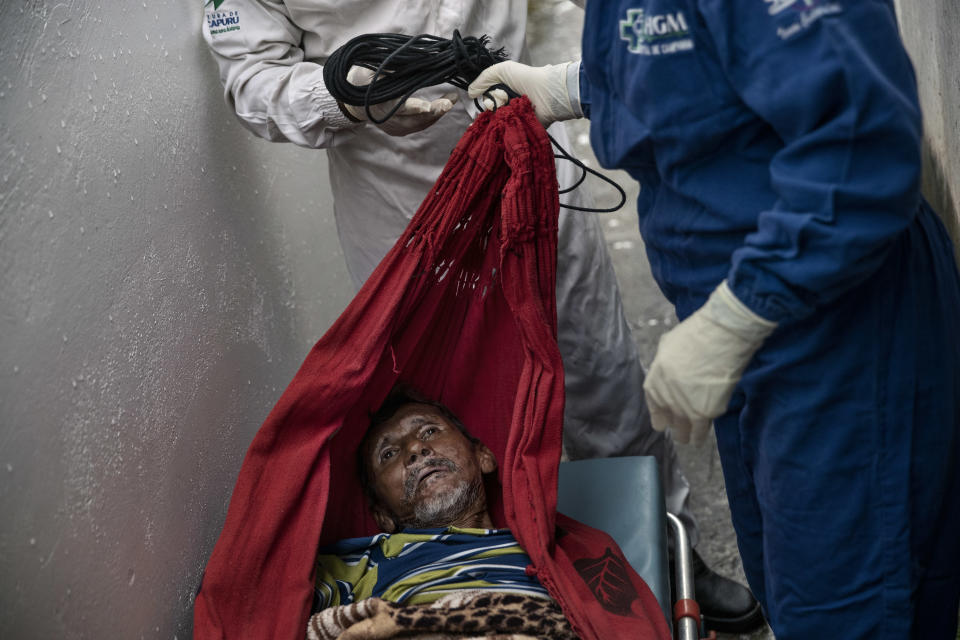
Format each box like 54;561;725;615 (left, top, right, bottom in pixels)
558;456;672;627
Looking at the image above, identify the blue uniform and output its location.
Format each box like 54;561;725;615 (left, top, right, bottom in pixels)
580;1;960;637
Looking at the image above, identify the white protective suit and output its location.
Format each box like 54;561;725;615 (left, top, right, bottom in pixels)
202;0;696;541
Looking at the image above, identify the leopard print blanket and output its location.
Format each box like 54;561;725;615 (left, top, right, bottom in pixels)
306;591;578;640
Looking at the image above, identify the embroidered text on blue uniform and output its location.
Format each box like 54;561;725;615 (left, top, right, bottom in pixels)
619;9;694;56
770;2;843;41
765;0;817;16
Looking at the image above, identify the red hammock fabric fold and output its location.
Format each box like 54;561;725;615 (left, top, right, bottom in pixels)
193;98;670;640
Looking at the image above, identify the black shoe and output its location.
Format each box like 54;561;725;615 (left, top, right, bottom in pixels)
670;549;765;634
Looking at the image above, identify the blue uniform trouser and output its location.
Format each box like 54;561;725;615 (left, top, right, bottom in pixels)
714;203;960;639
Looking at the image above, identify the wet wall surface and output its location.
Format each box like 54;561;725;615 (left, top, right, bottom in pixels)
894;0;960;256
0;2;353;638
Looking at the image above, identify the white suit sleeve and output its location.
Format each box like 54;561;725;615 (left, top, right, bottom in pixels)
202;0;359;148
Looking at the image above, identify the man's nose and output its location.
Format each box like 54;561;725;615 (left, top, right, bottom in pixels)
405;439;432;464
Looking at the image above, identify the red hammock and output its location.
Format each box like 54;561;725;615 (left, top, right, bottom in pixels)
193;98;670;640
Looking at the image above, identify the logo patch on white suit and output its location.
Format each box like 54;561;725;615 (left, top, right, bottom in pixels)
763;0;843;40
619;8;695;56
206;7;240;36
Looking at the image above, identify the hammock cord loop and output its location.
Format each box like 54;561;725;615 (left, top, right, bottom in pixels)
324;33;626;213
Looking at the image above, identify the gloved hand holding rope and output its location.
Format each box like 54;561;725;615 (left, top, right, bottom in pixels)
325;31;507;136
325;32;624;212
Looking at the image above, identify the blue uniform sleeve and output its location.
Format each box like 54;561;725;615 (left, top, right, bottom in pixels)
698;0;924;323
578;61;592;119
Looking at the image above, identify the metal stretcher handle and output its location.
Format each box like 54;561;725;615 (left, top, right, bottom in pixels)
667;512;701;640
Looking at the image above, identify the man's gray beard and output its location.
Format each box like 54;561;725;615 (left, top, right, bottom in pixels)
402;477;484;530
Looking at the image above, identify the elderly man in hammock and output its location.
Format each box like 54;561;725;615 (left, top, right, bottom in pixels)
196;99;671;640
307;388;577;640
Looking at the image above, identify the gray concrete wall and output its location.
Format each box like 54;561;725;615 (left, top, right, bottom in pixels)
0;2;352;638
894;0;960;256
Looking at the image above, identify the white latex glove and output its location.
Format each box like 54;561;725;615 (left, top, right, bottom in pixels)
342;66;458;137
467;60;582;127
644;281;778;445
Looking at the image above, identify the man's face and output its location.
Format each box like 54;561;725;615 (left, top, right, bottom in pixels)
363;403;496;532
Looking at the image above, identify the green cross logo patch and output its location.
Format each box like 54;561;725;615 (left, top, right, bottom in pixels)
619;9;647;52
619;7;693;56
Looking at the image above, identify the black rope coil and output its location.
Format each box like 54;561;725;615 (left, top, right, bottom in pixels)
324;31;626;213
324;31;508;123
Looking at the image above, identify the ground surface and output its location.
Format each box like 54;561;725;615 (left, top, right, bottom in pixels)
526;3;775;638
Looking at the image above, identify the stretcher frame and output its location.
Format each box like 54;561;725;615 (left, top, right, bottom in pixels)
558;456;702;639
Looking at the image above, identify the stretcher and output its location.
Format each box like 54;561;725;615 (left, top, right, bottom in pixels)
559;456;703;639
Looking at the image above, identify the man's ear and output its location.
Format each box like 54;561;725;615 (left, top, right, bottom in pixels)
372;503;399;533
476;442;497;474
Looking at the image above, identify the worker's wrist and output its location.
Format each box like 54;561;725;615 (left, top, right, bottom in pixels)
577;62;591;119
703;280;777;343
565;60;584;119
305;82;361;129
338;100;364;123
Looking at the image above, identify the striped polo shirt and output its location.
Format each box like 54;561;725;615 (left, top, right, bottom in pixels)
313;527;548;609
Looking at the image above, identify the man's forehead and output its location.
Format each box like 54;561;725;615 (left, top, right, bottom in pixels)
367;404;451;446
